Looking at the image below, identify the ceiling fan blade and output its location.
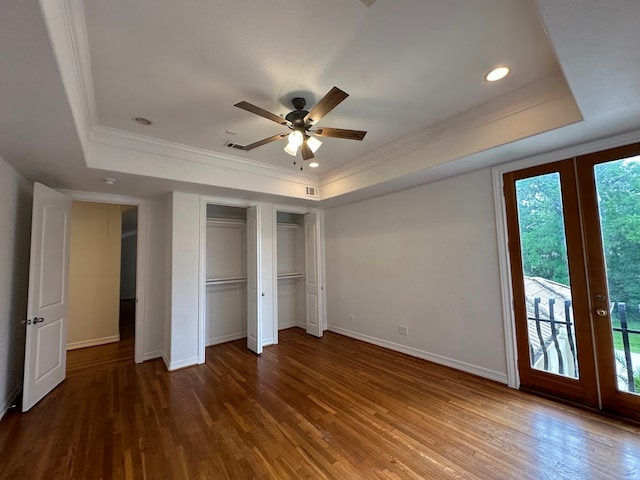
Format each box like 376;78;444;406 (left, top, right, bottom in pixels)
239;133;288;151
234;101;288;125
304;87;349;124
359;0;376;6
301;141;314;160
314;127;367;141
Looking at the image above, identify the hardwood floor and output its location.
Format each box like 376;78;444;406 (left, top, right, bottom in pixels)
2;328;640;479
65;300;135;376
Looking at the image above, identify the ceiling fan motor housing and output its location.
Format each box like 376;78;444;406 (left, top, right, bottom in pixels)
285;97;310;130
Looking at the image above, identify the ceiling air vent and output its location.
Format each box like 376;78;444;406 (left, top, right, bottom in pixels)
305;186;319;198
224;140;245;150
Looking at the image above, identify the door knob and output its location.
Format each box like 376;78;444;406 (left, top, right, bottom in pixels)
595;308;608;317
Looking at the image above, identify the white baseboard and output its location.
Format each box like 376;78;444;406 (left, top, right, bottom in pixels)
162;353;170;370
278;321;304;330
206;332;247;347
0;385;20;421
66;335;120;350
167;355;200;371
328;325;508;384
143;349;163;361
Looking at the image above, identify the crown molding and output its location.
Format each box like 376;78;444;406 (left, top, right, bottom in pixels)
319;73;582;199
42;0;320;201
62;0;98;128
39;0;93;154
88;125;317;185
320;72;575;186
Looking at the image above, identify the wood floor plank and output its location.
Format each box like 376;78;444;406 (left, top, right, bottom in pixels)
2;327;640;479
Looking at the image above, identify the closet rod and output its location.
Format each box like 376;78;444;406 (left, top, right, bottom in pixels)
277;273;304;280
206;276;247;285
206;218;246;227
277;222;302;230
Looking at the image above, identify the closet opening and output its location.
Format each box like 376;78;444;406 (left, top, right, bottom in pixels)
202;202;324;355
273;209;324;344
205;204;248;347
275;212;306;341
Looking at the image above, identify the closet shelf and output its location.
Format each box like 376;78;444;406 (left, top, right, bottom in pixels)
277;273;304;280
277;222;302;230
206;276;247;286
206;218;246;227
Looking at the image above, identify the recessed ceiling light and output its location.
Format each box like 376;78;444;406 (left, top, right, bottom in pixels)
133;117;153;126
309;162;319;168
101;177;117;185
485;66;510;82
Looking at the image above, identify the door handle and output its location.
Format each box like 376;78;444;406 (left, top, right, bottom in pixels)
595;308;608;317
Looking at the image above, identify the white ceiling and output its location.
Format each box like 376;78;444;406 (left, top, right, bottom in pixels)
83;0;559;173
1;0;640;205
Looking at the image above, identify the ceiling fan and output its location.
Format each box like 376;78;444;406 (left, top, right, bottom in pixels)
233;86;367;168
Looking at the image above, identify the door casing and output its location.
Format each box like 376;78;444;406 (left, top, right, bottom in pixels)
493;131;640;389
495;137;640;420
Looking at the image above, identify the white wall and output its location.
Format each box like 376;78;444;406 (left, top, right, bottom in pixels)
167;191;201;369
67;201;122;349
0;155;32;418
324;168;507;382
142;196;167;360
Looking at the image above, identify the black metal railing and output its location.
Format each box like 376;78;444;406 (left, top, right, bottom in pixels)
612;302;640;393
527;299;640;392
528;298;576;376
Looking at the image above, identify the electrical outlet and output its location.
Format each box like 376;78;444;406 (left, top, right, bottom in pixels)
398;325;409;335
350;314;355;323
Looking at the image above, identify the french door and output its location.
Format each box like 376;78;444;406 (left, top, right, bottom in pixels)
504;143;640;420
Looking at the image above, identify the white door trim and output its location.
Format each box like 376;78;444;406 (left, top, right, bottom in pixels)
491;130;640;389
59;189;148;364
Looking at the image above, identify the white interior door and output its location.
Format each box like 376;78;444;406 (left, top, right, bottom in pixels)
304;212;324;337
22;183;71;412
246;205;262;354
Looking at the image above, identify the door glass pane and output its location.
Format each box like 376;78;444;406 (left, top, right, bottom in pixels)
515;173;579;379
594;157;640;395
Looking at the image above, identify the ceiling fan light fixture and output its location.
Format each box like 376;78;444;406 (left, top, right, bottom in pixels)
307;136;322;153
284;142;299;156
288;130;304;148
485;66;510;82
